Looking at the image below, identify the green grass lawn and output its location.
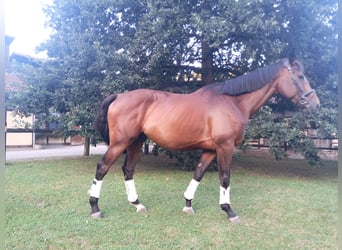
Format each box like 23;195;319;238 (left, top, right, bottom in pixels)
5;154;337;249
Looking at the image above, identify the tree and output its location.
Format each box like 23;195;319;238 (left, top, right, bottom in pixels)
7;59;62;132
121;0;285;88
242;0;338;165
38;0;139;155
12;0;337;162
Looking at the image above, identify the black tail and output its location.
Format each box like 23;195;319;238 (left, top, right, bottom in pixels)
95;94;117;145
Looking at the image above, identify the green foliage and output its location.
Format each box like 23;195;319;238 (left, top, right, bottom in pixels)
7;60;61;130
242;106;322;166
243;72;337;167
315;74;338;138
38;0;135;146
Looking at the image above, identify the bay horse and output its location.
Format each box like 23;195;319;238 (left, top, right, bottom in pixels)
88;58;320;223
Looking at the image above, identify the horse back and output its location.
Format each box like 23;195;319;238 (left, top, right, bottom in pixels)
106;89;246;150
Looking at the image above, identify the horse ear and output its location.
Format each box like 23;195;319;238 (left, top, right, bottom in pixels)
288;49;296;65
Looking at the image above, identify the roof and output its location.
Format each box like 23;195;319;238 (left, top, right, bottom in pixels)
5;72;28;92
10;52;42;67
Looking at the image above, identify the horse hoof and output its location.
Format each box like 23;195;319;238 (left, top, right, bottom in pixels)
229;216;240;224
182;206;195;214
90;211;103;219
135;204;147;213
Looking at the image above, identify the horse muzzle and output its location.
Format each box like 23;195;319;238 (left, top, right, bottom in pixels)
296;90;320;113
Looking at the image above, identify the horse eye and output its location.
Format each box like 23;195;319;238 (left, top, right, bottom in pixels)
298;74;305;80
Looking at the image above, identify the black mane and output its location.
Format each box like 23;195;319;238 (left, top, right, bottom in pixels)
203;59;287;96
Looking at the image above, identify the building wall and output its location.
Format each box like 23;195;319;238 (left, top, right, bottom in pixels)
6;110;33;129
6;133;33;146
6;110;34;146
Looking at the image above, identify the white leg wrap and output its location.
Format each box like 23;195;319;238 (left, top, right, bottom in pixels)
88;179;103;198
219;186;231;205
184;179;200;200
125;179;138;202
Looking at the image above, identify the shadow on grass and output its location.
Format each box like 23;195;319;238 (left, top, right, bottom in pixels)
138;153;337;182
231;154;337;181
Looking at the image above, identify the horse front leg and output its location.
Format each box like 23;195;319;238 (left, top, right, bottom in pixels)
217;143;240;224
183;150;216;214
122;135;147;213
89;145;126;218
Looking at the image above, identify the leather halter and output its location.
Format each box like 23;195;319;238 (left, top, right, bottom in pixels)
287;66;315;108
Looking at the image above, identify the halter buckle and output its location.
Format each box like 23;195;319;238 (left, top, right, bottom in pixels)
297;89;315;107
297;97;309;107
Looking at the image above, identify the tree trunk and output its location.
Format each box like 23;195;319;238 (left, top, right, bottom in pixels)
201;39;214;85
84;136;90;156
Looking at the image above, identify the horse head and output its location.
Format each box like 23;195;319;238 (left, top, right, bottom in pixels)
277;59;320;113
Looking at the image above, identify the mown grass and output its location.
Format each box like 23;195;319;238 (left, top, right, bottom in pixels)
5;154;337;249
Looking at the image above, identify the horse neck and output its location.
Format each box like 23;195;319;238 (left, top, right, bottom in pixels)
235;80;277;118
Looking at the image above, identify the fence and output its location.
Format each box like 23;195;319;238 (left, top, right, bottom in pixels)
248;137;338;150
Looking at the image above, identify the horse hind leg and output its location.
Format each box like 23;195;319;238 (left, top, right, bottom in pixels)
183;150;216;214
216;143;240;224
122;134;147;213
89;144;126;218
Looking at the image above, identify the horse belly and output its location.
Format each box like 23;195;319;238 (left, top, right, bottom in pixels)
146;129;214;150
142;110;214;150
